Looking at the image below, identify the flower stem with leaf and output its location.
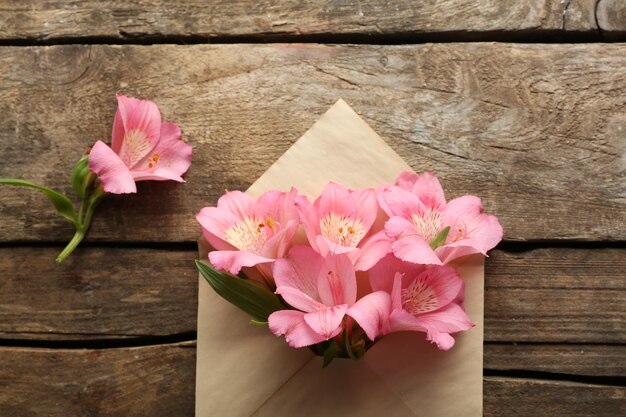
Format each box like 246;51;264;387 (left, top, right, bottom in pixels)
0;155;106;262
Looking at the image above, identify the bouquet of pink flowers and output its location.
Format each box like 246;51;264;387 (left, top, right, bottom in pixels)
196;172;502;366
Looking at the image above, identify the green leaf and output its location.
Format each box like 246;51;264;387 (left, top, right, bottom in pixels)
249;320;268;327
70;156;95;199
0;178;77;226
322;340;342;368
429;226;450;250
196;260;285;322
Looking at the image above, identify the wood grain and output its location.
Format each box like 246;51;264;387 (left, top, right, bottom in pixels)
0;343;623;417
1;247;623;344
483;376;625;417
0;342;196;417
0;1;619;41
484;343;626;377
0;247;197;339
0;44;624;243
597;0;626;40
485;247;626;343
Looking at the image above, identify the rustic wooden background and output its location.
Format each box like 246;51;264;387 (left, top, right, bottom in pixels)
0;1;625;416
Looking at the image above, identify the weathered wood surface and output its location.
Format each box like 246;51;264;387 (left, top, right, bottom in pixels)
483;377;625;417
484;343;626;377
0;343;623;417
0;247;197;339
0;343;196;417
0;1;622;41
1;43;624;243
1;247;623;345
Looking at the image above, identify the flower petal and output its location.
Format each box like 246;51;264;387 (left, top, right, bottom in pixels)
275;286;325;313
368;254;427;293
402;266;464;314
88;140;136;194
351;187;378;232
391;235;442;265
122;96;162;142
394;171;419;191
208;250;273;275
426;332;456;350
316;235;358;257
256;188;300;225
303;305;347;339
390;303;474;350
377;185;425;218
384;216;416;239
269;310;326;348
195;206;238;249
260;220;298;260
317;254;357;306
110;96;137;154
132;123;192;181
408;172;446;211
216;191;256;221
295;194;321;253
316;182;352;218
351;230;392;271
273;246;324;303
348;291;392;341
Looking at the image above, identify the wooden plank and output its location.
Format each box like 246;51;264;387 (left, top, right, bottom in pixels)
598;0;626;40
0;247;197;338
483;376;625;417
0;1;617;41
0;44;624;242
484;343;626;377
485;248;626;343
0;343;196;417
0;343;624;416
0;247;623;344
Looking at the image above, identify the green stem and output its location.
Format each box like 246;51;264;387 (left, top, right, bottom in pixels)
55;186;105;263
55;227;88;263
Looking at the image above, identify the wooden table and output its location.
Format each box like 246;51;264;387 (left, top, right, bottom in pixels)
0;2;625;416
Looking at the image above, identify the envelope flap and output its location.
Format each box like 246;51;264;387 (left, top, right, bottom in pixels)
246;98;411;198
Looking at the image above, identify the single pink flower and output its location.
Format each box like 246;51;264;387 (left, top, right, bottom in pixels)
378;171;502;265
368;254;474;350
88;95;192;194
196;188;300;279
296;182;390;271
268;246;391;347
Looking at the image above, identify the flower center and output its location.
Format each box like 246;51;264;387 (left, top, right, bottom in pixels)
224;216;276;253
120;129;153;168
411;209;444;242
319;213;366;248
401;276;440;315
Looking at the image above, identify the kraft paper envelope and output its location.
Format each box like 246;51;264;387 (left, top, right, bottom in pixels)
196;99;484;417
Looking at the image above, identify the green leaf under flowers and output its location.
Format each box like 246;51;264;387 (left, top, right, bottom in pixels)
195;260;285;322
322;340;342;368
429;226;450;250
0;178;77;227
70;156;95;200
249;320;268;327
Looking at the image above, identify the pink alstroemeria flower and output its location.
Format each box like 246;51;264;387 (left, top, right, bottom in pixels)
378;171;502;265
296;182;390;271
368;254;474;350
268;246;391;347
196;189;300;279
88;95;192;194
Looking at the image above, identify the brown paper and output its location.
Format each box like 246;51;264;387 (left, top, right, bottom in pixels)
196;99;484;416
